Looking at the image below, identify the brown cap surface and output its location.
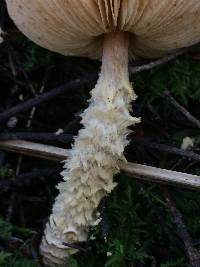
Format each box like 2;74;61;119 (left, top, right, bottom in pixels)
6;0;200;59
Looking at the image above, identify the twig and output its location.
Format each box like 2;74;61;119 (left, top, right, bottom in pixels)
129;50;184;74
62;241;90;252
0;140;67;161
0;74;97;123
2;133;200;162
161;187;200;267
0;140;199;190
131;138;200;162
121;161;200;190
164;91;200;129
129;42;200;74
6;50;18;222
0;132;73;144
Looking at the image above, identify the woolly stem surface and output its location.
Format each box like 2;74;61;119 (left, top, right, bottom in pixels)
40;31;139;266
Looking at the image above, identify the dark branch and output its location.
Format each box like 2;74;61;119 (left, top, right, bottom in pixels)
131;138;200;162
0;74;97;123
0;132;73;144
1;132;200;162
161;187;200;267
164;91;200;129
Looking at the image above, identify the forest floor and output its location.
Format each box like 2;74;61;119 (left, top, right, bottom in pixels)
0;1;200;267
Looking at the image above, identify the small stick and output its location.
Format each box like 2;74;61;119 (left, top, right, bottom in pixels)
129;42;200;74
6;51;19;222
0;140;67;161
131;138;200;162
62;241;90;252
161;187;200;267
164;91;200;129
0;132;73;144
0;140;199;190
129;50;184;74
0;74;97;123
1;133;200;162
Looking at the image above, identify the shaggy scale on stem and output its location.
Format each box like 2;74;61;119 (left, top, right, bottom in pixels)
40;32;139;266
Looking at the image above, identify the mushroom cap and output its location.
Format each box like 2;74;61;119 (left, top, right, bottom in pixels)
6;0;200;59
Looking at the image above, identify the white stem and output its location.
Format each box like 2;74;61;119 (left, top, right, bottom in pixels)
40;32;139;266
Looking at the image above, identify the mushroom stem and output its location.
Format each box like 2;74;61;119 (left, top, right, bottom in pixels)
40;31;139;266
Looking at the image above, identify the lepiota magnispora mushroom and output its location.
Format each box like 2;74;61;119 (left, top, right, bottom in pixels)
6;1;200;266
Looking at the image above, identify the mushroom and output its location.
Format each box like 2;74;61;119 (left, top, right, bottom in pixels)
6;0;200;266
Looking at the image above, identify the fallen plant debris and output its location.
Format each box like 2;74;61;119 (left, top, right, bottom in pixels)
0;140;200;190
